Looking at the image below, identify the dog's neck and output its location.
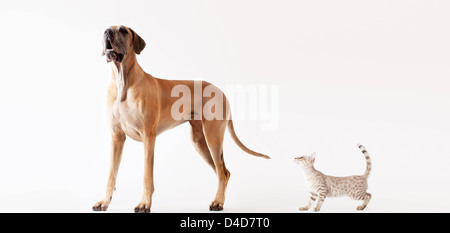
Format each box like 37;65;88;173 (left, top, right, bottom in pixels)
111;53;144;102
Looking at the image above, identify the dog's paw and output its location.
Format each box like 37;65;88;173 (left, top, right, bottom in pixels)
209;201;224;211
134;202;151;213
92;200;109;211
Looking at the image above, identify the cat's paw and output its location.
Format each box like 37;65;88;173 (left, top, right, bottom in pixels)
313;207;321;212
357;205;367;211
299;206;310;211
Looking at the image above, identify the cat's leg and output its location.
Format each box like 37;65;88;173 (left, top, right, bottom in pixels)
314;191;327;212
357;192;371;210
299;192;317;211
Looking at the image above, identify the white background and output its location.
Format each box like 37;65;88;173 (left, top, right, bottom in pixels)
0;0;449;212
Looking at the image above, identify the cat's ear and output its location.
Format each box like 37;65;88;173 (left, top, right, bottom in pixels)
309;152;316;163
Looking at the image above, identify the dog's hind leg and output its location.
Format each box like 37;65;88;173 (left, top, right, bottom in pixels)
202;119;230;211
189;120;215;171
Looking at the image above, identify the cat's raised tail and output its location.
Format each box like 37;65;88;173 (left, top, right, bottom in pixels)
357;144;372;177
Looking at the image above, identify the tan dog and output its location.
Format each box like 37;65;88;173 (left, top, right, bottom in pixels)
92;25;270;213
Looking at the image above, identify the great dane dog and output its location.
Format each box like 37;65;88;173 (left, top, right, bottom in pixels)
92;25;269;213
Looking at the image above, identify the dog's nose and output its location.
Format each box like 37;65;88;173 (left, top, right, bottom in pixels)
105;28;114;36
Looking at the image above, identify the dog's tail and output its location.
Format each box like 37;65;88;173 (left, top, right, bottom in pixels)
227;117;270;159
357;144;372;177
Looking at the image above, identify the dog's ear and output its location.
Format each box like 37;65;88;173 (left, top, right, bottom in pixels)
129;28;146;55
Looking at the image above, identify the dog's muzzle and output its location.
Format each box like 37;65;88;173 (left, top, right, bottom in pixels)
105;37;124;63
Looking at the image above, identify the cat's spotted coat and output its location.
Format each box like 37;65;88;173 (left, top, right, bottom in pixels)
294;144;372;211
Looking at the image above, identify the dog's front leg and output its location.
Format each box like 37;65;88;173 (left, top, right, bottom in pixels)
93;131;126;211
134;131;156;213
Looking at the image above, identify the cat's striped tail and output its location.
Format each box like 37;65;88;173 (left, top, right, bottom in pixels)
357;144;372;177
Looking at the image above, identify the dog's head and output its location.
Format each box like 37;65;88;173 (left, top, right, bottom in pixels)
102;25;146;63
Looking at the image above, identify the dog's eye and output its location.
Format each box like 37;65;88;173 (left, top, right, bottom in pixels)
119;27;128;34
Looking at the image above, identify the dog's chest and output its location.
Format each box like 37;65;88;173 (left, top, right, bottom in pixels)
112;100;145;141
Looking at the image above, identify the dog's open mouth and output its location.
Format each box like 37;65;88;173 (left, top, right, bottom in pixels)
105;39;124;63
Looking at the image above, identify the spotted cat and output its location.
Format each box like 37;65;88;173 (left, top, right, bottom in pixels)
294;144;372;211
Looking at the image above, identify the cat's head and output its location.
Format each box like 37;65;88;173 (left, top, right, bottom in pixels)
294;152;316;168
